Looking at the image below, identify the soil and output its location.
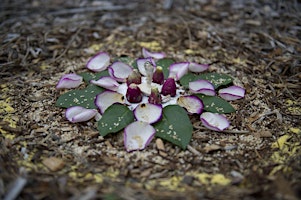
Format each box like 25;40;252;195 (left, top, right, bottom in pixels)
1;0;301;199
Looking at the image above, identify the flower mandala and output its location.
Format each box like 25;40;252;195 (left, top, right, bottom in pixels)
56;48;245;152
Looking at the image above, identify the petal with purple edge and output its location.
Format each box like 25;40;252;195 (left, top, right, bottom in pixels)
189;80;216;96
108;62;133;82
86;52;110;72
136;58;156;76
56;73;83;89
124;121;155;152
65;106;97;123
142;48;166;59
169;62;189;81
90;76;120;91
200;112;230;131
219;86;245;101
177;95;204;114
188;62;209;73
95;91;125;114
134;103;162;124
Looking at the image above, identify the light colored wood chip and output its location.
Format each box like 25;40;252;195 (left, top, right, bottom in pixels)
42;157;65;171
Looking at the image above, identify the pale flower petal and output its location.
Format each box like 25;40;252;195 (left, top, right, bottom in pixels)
200;112;230;131
142;48;166;59
108;62;133;82
56;73;83;89
90;76;120;91
134;103;162;124
124;121;155;152
86;52;110;72
65;106;98;123
177;95;204;114
189;79;216;96
169;62;189;81
95;91;125;114
188;62;209;73
219;86;245;101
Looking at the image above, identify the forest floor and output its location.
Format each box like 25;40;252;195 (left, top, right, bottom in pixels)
1;0;301;199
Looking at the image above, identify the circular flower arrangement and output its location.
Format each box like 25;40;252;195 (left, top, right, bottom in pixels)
56;48;245;152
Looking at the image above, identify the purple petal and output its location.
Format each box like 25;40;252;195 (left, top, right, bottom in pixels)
134;103;162;124
126;83;143;103
142;48;166;59
189;80;216;96
148;87;162;105
177;95;204;114
169;62;189;81
95;91;125;114
108;62;133;82
161;77;177;97
90;76;120;91
219;86;245;101
124;121;155;152
136;58;156;76
56;73;83;89
188;62;209;73
86;52;110;72
200;112;230;131
152;66;164;84
126;69;142;86
65;106;97;123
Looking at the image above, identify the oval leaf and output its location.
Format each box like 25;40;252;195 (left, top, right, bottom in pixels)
194;94;235;114
79;71;109;83
154;105;193;149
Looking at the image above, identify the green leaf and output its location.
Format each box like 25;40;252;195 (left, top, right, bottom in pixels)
98;104;134;136
195;94;235;114
154;105;193;149
180;72;233;89
55;84;104;109
156;58;175;78
79;71;109;83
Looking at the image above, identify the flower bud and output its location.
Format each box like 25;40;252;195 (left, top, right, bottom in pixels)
152;66;164;84
126;69;142;86
161;78;177;97
126;83;143;103
148;87;162;105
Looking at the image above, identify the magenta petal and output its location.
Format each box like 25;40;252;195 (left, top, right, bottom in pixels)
134;103;162;124
65;106;97;123
177;95;204;114
86;52;110;72
95;91;125;114
142;48;166;59
219;86;245;101
200;112;230;131
56;73;83;89
126;83;143;103
169;62;189;81
189;80;216;96
108;62;133;82
136;58;156;76
188;62;209;73
124;121;155;152
161;78;177;97
90;76;120;91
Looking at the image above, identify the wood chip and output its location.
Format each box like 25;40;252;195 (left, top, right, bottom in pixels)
203;144;222;153
156;138;167;157
42;157;65;171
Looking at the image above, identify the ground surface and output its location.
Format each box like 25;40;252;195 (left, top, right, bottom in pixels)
1;0;301;199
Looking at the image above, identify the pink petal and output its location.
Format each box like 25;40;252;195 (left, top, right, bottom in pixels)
136;58;156;76
86;52;110;72
142;48;166;59
95;91;125;114
169;62;189;81
177;95;204;114
200;112;230;131
219;86;245;101
108;62;133;82
124;121;155;152
188;62;209;73
65;106;97;123
56;73;83;89
90;76;120;91
134;103;162;124
189;80;216;96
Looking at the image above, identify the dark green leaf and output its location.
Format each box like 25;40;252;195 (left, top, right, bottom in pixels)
180;72;233;89
98;104;134;136
154;105;193;149
156;58;175;78
55;84;103;109
79;71;109;83
194;94;235;113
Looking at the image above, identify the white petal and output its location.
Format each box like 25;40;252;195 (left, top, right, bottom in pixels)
86;52;110;72
95;91;125;114
200;112;230;131
136;58;156;76
189;80;216;96
90;76;120;91
65;106;97;123
108;62;133;82
134;103;162;124
124;121;155;152
56;73;83;89
188;62;209;73
142;48;166;59
219;86;245;101
177;95;204;114
169;62;189;81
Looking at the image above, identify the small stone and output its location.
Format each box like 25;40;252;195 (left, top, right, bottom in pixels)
42;157;64;171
